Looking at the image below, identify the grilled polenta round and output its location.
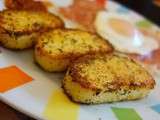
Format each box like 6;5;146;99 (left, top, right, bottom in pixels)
35;29;113;72
0;10;64;50
62;53;155;104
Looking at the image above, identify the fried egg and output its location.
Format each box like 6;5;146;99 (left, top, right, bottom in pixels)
95;11;159;55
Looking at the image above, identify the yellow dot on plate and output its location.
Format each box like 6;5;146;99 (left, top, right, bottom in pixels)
43;89;80;120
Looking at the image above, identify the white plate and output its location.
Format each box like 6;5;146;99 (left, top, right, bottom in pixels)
0;0;160;120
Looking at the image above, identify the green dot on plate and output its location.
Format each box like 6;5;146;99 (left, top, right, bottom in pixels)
136;20;152;28
111;107;142;120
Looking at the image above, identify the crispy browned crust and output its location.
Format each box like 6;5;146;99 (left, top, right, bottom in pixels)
0;26;37;50
5;0;47;12
56;28;114;51
61;81;93;105
62;80;150;104
35;42;112;60
0;32;37;50
36;28;114;49
0;10;64;34
35;28;114;60
68;53;155;91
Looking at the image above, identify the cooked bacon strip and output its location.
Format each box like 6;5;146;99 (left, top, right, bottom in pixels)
59;0;106;33
129;49;160;69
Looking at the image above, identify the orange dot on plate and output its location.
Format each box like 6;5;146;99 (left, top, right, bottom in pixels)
0;66;33;93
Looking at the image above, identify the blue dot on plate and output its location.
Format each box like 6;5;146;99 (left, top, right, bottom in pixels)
151;104;160;114
117;6;129;14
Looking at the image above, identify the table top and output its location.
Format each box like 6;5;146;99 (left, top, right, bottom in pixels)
0;101;34;120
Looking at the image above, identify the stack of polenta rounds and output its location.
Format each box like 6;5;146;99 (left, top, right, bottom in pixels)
0;9;155;104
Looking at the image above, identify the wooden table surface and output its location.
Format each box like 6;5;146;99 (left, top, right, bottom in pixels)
0;101;35;120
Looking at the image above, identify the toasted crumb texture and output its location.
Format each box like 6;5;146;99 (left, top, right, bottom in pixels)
5;0;47;12
62;53;155;104
0;10;64;50
35;29;113;72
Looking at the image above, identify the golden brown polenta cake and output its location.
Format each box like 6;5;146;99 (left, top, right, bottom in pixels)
0;10;64;50
62;53;155;104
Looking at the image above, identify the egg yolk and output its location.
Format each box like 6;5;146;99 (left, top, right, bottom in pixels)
108;18;135;37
